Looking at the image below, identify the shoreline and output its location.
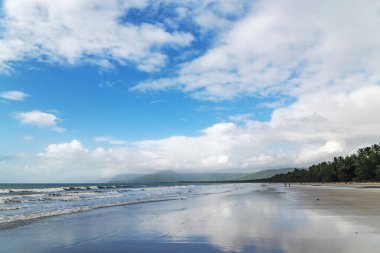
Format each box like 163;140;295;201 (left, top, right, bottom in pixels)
286;182;380;188
1;182;379;230
0;198;180;232
1;183;380;252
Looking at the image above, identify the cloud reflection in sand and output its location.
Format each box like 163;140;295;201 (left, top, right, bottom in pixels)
139;185;380;253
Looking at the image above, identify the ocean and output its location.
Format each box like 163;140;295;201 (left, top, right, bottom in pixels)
0;183;241;227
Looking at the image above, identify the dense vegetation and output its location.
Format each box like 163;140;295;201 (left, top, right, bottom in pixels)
267;143;380;183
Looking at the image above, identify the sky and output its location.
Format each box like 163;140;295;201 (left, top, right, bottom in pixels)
1;0;380;183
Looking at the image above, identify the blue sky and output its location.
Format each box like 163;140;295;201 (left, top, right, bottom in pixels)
1;0;380;182
0;62;279;154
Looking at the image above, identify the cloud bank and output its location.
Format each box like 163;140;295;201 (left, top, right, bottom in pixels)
1;0;380;182
134;0;380;100
3;85;380;182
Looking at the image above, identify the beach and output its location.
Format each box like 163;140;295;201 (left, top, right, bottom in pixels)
0;183;379;253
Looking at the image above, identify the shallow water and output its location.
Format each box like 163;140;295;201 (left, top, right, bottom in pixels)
0;183;241;226
0;183;379;253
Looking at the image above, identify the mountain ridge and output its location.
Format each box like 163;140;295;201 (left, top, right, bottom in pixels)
110;168;297;183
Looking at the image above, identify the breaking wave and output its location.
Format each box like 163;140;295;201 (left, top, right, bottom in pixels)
0;183;242;227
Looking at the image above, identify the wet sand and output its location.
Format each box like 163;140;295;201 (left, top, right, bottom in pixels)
0;183;380;253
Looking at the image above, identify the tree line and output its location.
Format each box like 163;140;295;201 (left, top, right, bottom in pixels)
266;143;380;183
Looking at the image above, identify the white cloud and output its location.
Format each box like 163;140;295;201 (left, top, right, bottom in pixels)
15;110;57;127
14;110;65;132
1;1;380;182
0;90;29;101
43;139;85;157
296;141;344;165
3;85;380;182
0;0;193;73
257;98;291;109
228;113;253;122
173;0;252;32
133;0;380;100
93;136;128;145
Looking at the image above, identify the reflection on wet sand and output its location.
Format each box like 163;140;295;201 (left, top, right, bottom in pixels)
0;184;379;253
138;185;380;253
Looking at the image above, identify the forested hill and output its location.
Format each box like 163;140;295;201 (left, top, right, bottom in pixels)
267;143;380;183
110;168;296;183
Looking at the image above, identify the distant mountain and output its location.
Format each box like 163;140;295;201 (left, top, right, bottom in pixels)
195;173;249;182
109;168;297;183
110;170;248;183
127;171;185;183
241;168;297;180
109;173;144;183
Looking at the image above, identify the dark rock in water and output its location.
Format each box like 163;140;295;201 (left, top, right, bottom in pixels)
316;198;320;201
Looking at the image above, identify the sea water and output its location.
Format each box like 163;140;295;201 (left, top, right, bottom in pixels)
0;183;242;226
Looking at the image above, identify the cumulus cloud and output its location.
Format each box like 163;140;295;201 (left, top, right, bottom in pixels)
128;0;380;172
43;139;85;157
1;1;380;182
0;90;29;101
14;110;65;132
3;86;380;182
133;0;380;100
0;0;193;73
